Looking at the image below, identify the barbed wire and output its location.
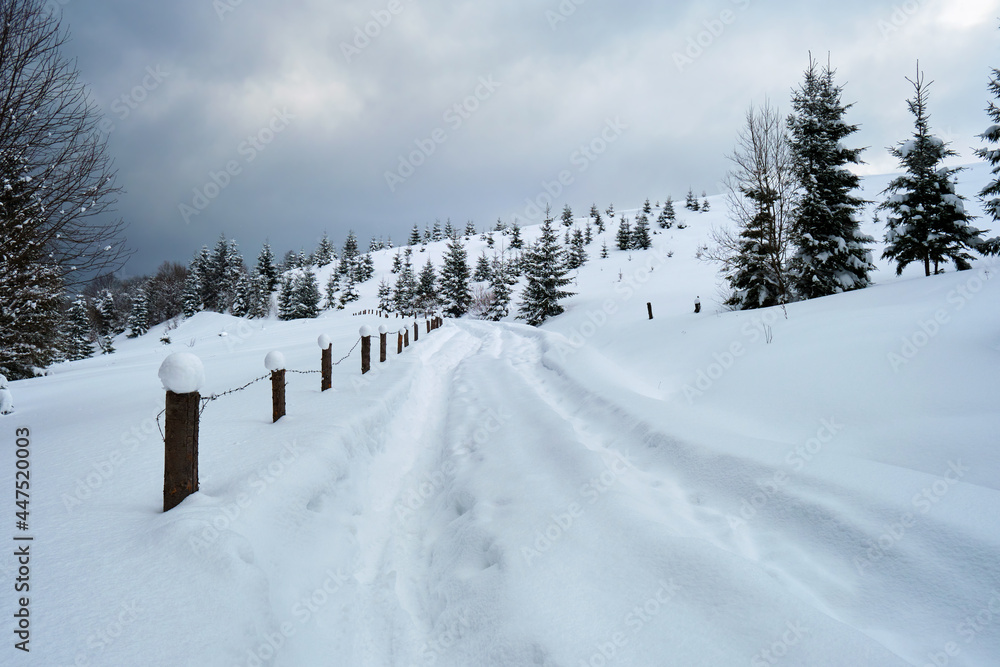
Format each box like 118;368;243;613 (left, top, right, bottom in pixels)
199;373;271;415
155;337;365;432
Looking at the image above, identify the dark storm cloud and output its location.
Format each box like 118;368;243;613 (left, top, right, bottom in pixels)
58;0;1000;276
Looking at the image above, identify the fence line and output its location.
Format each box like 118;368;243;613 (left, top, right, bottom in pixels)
157;315;444;511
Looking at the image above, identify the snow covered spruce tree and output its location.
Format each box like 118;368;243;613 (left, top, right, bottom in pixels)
256;242;279;291
879;69;985;275
975;58;1000;255
473;252;492;282
440;239;471;317
485;256;512;321
415;258;438;312
616;217;632;250
393;250;417;315
314;232;336;267
787;57;874;299
632;212;652;249
518;212;574;326
709;101;796;309
125;285;150;338
64;295;93;361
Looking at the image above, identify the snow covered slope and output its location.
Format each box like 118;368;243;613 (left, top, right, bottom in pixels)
2;170;999;666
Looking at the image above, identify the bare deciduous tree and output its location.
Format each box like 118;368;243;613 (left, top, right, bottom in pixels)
0;0;129;285
703;100;796;309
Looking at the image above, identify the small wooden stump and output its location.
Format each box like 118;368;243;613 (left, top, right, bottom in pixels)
413;322;419;342
163;390;200;512
361;336;371;374
271;369;286;422
647;302;654;320
321;345;332;391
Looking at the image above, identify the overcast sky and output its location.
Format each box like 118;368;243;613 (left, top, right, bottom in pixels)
59;0;1000;276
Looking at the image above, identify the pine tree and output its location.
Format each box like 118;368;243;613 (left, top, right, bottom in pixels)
975;58;1000;254
584;223;593;245
325;272;339;309
125;285;150;337
377;278;393;313
879;69;985;275
642;198;653;217
182;251;204;317
443;219;455;240
256;242;279;292
606;203;615;220
394;251;417;315
432;219;442;241
663;196;676;227
567;228;588;268
561;204;574;227
341;231;360;266
0;156;66;377
408;224;421;246
440;239;471;317
294;269;321;319
518;215;574;326
600;240;609;259
338;273;359;309
510;222;523;249
355;253;375;283
64;295;93;361
632;213;652;249
590;203;605;234
415;258;438;311
701;197;710;211
724;190;787;310
369;236;382;253
787;56;875;298
616;217;632;250
494;218;507;233
314;232;335;267
464;220;477;238
391;251;402;274
685;188;697;210
473;252;492;282
485;257;511;321
277;274;296;320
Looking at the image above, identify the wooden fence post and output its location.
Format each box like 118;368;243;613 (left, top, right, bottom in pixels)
379;326;388;363
360;326;372;374
426;319;430;334
413;321;419;342
647;302;654;320
265;351;286;423
397;330;403;354
404;329;409;347
318;334;332;391
159;353;204;512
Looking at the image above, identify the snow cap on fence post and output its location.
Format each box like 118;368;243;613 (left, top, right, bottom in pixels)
317;333;331;349
158;352;205;394
264;351;286;371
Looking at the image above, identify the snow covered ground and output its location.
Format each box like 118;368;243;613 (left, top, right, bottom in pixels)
2;168;1000;666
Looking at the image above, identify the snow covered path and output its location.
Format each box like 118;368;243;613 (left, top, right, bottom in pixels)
7;303;999;666
250;320;926;666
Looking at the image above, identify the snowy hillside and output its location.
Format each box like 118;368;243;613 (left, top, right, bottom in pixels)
2;169;1000;666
